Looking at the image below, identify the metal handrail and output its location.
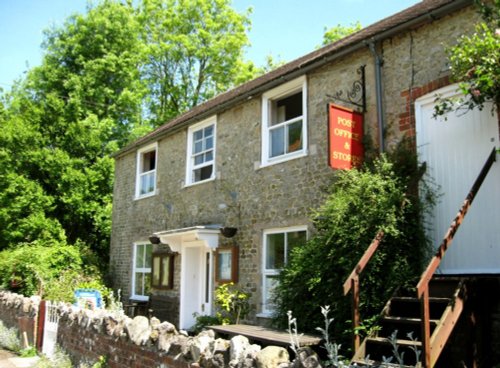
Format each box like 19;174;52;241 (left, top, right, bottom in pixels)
417;146;497;367
343;230;385;351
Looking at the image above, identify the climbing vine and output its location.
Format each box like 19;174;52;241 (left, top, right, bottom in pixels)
434;0;500;116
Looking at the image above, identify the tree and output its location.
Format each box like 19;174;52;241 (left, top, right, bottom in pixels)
0;1;145;257
434;0;499;116
322;21;362;46
137;0;252;126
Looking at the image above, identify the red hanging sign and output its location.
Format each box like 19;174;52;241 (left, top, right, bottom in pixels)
328;104;364;170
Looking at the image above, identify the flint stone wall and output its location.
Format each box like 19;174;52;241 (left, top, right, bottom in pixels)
56;304;320;368
0;291;40;345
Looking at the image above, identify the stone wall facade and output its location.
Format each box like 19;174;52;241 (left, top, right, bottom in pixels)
109;4;482;327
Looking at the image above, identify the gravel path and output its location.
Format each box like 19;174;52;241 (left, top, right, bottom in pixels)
0;349;39;368
0;349;18;368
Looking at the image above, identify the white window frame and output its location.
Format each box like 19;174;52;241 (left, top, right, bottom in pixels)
261;76;308;167
260;225;308;316
135;142;158;199
185;117;217;186
131;242;152;301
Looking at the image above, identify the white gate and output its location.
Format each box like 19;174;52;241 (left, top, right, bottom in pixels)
42;301;59;357
416;84;500;274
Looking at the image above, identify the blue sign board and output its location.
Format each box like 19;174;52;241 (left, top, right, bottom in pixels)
74;289;103;309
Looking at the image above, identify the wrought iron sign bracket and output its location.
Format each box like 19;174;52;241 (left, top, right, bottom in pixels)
327;65;366;113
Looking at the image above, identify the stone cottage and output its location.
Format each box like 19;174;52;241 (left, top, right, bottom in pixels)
110;1;499;363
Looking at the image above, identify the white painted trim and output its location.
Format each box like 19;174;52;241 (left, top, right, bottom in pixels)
261;225;308;315
156;227;220;252
135;142;158;200
261;76;308;167
185;116;217;187
131;242;152;301
204;250;213;316
416;83;461;105
179;246;189;329
174;227;219;330
179;246;215;330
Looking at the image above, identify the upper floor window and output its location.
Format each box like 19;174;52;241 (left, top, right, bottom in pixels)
186;117;216;186
262;226;307;315
136;143;157;199
262;77;307;166
132;243;152;300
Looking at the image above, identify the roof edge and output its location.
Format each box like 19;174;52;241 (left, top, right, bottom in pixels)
114;0;472;158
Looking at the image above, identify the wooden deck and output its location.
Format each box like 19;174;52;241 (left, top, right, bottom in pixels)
209;324;322;347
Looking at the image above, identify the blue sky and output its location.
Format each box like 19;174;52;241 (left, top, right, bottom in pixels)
0;0;419;91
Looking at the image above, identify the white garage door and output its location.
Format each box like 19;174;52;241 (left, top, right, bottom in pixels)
416;84;500;274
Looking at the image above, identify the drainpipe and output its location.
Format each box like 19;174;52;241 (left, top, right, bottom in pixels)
368;41;385;153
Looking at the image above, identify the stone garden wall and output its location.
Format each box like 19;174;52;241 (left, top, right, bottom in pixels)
54;303;319;368
0;290;319;367
0;291;40;346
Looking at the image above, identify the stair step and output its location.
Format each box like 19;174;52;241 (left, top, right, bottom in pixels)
351;358;416;368
367;336;422;348
429;277;462;298
362;337;422;366
387;296;450;319
391;296;451;303
379;316;439;340
381;316;439;324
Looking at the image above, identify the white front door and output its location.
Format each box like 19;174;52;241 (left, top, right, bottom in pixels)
179;244;212;330
416;84;500;274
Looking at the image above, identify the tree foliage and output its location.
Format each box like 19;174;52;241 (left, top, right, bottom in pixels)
435;0;499;116
273;149;431;347
0;1;145;258
137;0;252;126
322;21;362;46
0;241;108;302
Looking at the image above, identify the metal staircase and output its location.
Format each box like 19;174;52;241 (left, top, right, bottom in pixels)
344;147;497;367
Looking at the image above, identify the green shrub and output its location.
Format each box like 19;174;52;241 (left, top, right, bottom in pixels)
43;269;110;304
0;321;22;352
35;346;72;368
0;241;108;302
193;283;251;333
192;314;224;334
214;282;250;324
19;345;38;357
434;1;500;116
274;150;432;349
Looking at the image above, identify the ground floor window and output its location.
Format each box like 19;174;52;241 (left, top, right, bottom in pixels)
262;226;307;315
132;243;152;300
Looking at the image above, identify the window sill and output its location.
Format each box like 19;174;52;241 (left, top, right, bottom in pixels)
259;150;308;170
134;190;157;201
130;295;149;302
256;312;273;319
184;176;216;189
